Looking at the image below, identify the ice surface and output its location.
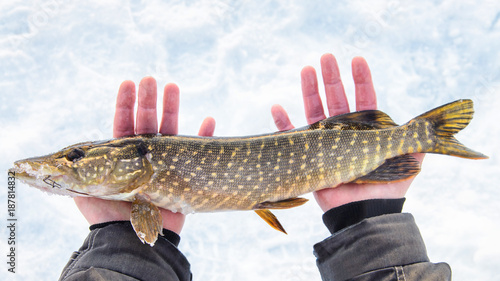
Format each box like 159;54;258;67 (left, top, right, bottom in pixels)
1;1;499;280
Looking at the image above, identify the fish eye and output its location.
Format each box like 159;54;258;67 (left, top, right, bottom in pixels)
66;148;85;162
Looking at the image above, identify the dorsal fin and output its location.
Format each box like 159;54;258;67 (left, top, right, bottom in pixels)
309;110;398;131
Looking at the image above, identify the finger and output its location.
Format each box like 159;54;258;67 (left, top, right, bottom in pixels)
136;77;158;135
113;80;136;138
320;53;349;116
352;57;377;111
301;66;326;124
271;104;294;131
198;117;216;137
159;83;180;135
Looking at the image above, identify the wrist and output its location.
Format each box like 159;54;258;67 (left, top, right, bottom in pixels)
313;180;414;211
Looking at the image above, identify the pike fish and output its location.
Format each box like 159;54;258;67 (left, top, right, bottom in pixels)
10;99;487;246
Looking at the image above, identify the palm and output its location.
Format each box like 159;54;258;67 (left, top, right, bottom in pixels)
272;54;423;210
74;78;215;234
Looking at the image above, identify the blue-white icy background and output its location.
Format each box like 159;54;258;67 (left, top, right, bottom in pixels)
1;1;499;280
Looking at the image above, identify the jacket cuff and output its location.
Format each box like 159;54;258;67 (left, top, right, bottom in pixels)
314;213;429;281
60;222;191;281
322;198;406;234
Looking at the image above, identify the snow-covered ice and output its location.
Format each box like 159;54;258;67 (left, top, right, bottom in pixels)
1;1;499;280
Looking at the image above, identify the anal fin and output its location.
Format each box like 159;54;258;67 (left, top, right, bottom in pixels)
131;195;163;246
254;209;287;234
252;197;308;234
353;154;421;184
254;197;308;210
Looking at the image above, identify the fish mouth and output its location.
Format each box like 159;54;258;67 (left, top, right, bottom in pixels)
10;162;37;181
11;161;54;180
10;161;80;197
9;167;28;178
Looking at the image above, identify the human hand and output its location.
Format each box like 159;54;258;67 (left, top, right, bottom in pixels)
272;54;424;211
74;77;216;234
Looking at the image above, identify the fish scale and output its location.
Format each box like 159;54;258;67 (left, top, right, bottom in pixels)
139;117;444;212
11;99;487;246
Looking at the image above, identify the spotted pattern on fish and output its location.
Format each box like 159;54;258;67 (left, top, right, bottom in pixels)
10;99;488;245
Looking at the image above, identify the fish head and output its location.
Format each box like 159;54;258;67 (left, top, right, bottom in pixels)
10;138;153;199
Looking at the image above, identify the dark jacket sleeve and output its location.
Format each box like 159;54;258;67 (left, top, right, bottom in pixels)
59;221;191;281
314;199;451;281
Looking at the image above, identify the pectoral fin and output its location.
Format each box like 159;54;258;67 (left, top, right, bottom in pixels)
353;154;421;184
254;209;287;234
130;195;163;246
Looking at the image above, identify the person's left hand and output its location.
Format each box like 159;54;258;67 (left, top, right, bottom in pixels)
74;77;215;235
272;54;424;211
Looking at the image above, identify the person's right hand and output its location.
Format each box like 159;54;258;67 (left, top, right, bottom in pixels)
272;54;424;211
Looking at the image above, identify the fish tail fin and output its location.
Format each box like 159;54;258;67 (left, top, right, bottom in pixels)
415;99;488;159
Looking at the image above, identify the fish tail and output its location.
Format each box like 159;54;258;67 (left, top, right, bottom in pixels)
415;99;488;159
